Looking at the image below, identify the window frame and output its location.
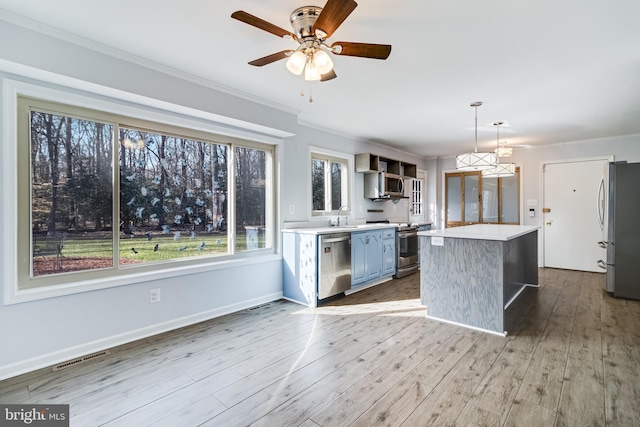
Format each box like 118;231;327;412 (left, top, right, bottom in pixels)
3;78;282;304
310;148;352;216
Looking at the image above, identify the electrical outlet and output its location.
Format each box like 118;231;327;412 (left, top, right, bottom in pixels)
149;288;161;304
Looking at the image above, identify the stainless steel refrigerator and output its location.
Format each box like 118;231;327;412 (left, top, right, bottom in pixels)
598;162;640;299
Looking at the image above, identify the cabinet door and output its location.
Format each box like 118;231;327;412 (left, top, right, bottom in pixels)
351;232;367;286
366;231;382;281
382;236;396;276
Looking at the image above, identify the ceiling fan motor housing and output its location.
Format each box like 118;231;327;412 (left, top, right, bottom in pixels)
290;6;324;39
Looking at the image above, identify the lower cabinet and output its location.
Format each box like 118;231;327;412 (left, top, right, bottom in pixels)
382;228;396;276
352;228;395;287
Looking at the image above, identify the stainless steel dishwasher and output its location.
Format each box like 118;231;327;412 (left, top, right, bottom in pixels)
318;232;352;300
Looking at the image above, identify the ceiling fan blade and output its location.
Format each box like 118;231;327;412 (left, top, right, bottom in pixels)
231;11;297;40
248;50;294;67
312;0;358;38
321;69;337;81
331;41;392;59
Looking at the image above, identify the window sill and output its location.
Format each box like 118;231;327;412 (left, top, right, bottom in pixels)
5;252;281;305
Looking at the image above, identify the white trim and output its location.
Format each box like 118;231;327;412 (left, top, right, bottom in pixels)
344;276;393;295
0;291;283;381
425;314;507;337
503;284;531;310
1;73;292;144
6;254;281;305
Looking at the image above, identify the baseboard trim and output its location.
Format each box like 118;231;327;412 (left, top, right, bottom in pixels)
0;291;283;381
425;314;507;337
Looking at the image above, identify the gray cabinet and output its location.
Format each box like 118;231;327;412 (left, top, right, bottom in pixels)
355;153;417;178
352;228;395;288
282;232;319;307
382;229;396;276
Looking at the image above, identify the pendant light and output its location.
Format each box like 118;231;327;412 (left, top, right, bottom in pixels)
482;121;516;178
495;140;513;157
456;102;497;171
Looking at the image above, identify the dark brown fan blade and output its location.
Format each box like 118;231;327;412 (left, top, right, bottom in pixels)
231;11;297;40
248;50;294;67
312;0;357;38
331;41;392;59
321;69;337;81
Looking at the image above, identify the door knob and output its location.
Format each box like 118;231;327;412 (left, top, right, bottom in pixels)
546;221;552;226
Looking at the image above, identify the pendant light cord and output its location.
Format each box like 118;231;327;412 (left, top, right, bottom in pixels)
474;105;478;153
471;101;482;153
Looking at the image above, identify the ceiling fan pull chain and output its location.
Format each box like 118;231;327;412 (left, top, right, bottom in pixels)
309;82;314;103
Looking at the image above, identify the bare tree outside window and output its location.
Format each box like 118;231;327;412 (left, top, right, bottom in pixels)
30;111;114;276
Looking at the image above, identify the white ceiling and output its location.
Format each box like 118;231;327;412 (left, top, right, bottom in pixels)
1;0;639;157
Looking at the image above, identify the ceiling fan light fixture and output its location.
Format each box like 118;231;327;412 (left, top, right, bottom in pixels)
456;102;497;171
286;51;306;75
304;61;321;81
313;48;333;74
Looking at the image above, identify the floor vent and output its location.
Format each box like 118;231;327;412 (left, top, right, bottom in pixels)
53;350;111;371
246;303;272;312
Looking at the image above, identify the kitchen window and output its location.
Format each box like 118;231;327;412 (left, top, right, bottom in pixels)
15;95;275;293
311;152;350;215
445;167;520;227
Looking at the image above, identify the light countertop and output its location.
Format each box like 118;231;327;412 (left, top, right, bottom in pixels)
418;224;539;241
282;224;396;235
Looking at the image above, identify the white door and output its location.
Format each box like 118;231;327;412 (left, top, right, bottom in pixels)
409;171;426;224
543;159;608;272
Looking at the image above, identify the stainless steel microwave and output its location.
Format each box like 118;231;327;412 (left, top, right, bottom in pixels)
364;172;405;199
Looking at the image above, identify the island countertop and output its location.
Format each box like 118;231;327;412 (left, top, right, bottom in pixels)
418;224;539;241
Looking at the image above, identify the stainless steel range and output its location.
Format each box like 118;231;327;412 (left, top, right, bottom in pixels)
394;223;419;278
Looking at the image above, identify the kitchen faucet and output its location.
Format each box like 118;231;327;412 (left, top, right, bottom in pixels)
337;205;350;226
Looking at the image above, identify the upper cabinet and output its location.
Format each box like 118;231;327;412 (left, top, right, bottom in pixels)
355;153;416;178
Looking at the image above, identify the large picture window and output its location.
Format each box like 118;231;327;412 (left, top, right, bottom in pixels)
17;96;275;292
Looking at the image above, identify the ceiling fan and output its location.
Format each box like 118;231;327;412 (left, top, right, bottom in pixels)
231;0;391;82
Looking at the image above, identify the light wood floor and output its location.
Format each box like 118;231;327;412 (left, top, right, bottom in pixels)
1;268;639;426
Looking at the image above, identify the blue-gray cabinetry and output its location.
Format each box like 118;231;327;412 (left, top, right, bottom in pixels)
352;228;395;288
382;228;396;276
283;226;396;307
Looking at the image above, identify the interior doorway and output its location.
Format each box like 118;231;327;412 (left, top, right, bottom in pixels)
542;158;610;272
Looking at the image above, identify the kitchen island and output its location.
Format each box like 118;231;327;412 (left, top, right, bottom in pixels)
418;224;539;336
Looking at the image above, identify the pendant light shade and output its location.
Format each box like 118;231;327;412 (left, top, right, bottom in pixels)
456;102;497;171
495;143;513;158
482;121;516;178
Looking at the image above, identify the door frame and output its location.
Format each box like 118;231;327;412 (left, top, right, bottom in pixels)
539;155;614;269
